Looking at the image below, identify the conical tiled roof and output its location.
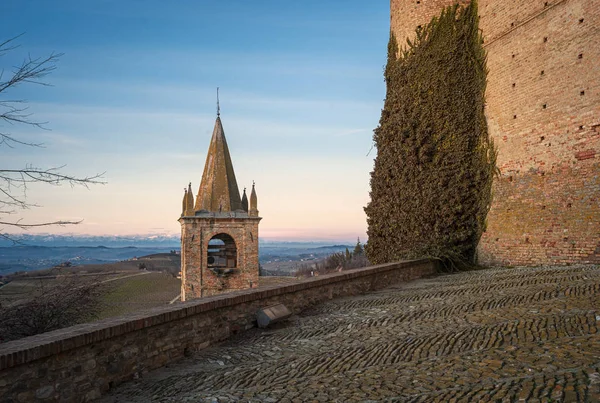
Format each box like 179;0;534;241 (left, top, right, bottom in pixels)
195;116;242;212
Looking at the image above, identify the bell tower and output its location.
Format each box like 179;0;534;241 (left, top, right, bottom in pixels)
179;102;261;300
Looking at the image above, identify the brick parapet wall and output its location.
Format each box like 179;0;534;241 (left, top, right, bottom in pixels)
390;0;599;266
0;259;437;402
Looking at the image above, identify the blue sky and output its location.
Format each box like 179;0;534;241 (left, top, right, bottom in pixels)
1;0;389;241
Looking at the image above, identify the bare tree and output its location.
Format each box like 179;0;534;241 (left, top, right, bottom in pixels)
0;270;109;342
0;35;105;241
294;247;371;278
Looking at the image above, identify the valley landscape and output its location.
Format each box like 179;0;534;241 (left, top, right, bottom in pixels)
0;235;352;276
0;0;598;401
0;236;352;323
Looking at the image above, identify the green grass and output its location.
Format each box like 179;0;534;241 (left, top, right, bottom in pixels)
0;280;42;306
98;272;180;319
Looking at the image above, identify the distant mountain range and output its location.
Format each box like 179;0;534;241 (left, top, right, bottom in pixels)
0;246;178;275
0;234;354;275
0;234;181;248
0;234;355;248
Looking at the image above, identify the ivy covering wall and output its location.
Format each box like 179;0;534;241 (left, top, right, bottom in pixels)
365;1;497;269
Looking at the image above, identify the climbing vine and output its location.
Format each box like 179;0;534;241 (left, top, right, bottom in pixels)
365;0;497;270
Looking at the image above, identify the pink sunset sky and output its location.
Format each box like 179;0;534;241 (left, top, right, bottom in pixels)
2;1;389;242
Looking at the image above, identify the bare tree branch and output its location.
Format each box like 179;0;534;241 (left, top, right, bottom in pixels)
0;219;83;228
0;166;106;186
1;34;105;240
0;35;61;148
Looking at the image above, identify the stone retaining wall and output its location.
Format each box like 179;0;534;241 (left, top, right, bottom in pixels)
0;259;437;402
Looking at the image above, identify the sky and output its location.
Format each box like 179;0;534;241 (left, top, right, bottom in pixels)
1;0;389;242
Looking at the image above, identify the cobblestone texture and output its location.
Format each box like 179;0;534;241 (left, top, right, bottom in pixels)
101;264;600;402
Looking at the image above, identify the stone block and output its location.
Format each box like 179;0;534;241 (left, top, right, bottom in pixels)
257;304;292;328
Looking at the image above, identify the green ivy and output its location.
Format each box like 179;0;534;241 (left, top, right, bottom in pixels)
365;0;497;270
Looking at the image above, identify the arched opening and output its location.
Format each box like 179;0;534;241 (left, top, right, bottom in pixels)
207;233;237;271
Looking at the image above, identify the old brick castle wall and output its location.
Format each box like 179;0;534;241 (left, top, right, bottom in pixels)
391;0;599;265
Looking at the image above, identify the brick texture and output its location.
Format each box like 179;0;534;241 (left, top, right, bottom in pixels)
390;0;599;265
180;216;260;300
0;260;437;402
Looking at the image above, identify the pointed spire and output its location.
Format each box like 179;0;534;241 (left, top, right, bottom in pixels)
182;187;187;216
241;187;249;212
186;182;194;215
249;181;259;217
195;115;243;212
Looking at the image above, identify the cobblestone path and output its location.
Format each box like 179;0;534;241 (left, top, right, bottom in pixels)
102;265;600;402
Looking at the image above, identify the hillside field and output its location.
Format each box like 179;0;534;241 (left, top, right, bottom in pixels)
98;272;181;319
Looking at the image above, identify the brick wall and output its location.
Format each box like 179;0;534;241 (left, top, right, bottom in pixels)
479;163;599;265
180;216;260;299
0;259;437;402
390;0;599;265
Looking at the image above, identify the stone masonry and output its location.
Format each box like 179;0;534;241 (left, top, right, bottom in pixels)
0;260;436;402
179;113;261;300
391;0;600;266
180;217;260;299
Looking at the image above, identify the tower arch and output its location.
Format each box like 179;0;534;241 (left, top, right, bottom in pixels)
207;233;237;270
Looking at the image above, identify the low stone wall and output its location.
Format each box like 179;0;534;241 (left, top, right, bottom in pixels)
0;259;437;402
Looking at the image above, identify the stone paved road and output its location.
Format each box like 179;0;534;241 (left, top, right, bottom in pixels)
101;265;600;402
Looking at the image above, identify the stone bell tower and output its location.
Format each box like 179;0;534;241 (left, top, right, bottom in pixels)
179;104;261;301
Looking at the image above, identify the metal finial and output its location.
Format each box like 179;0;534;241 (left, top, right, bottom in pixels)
217;87;220;117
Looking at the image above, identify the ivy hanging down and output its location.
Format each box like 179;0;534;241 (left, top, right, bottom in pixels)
365;0;497;270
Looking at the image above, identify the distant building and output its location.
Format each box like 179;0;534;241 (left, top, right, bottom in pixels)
178;108;261;301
